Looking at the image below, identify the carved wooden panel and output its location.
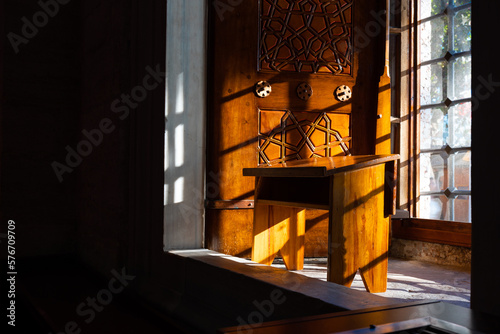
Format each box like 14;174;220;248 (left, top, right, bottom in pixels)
259;0;353;75
259;109;350;165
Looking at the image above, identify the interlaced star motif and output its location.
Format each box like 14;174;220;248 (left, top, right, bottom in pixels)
259;0;353;75
258;110;351;165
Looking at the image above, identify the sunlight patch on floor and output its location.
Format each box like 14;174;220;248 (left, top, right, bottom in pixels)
272;257;471;308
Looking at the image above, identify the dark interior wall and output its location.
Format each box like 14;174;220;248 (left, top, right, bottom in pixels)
471;1;500;317
78;0;166;278
78;0;131;275
0;0;161;276
1;0;80;256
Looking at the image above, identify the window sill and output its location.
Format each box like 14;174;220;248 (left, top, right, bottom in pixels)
391;218;471;248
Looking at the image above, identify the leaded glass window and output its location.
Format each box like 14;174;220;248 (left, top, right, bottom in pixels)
418;0;471;222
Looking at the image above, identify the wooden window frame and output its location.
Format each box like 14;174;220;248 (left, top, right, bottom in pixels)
392;218;471;248
390;0;472;247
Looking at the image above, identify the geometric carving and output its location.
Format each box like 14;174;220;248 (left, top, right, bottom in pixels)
259;0;353;75
259;109;351;165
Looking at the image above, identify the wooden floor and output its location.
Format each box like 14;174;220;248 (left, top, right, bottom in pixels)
272;257;471;308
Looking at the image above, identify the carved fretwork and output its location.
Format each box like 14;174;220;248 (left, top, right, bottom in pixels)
258;109;351;165
259;0;353;75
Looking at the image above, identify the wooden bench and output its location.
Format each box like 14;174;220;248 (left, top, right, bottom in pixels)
243;154;399;293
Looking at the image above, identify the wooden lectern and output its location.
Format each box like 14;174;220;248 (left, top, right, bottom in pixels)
243;154;399;293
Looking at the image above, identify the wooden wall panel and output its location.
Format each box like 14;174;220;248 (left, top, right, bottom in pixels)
205;210;254;258
206;208;330;258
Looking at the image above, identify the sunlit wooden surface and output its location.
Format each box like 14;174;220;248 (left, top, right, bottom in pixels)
245;155;399;293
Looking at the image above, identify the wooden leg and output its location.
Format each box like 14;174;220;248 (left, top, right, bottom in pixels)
328;164;389;293
252;203;275;266
359;207;389;293
251;203;305;270
280;208;305;270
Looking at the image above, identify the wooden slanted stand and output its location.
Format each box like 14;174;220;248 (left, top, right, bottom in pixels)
244;154;398;293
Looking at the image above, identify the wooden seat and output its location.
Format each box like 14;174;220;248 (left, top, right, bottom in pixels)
244;154;398;293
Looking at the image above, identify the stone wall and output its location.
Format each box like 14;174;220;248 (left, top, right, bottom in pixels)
390;238;471;269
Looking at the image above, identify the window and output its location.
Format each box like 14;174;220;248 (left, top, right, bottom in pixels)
391;0;472;225
417;0;472;222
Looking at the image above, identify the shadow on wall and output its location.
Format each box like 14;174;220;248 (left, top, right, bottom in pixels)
163;0;207;250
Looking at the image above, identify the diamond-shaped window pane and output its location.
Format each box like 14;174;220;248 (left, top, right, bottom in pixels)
419;194;448;220
450;55;471;100
454;195;471;222
420;15;449;62
420;152;447;192
420;107;447;150
444;51;453;62
451;150;471;191
419;194;471;222
453;7;471;53
449;102;471;148
420;0;449;19
420;61;446;105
